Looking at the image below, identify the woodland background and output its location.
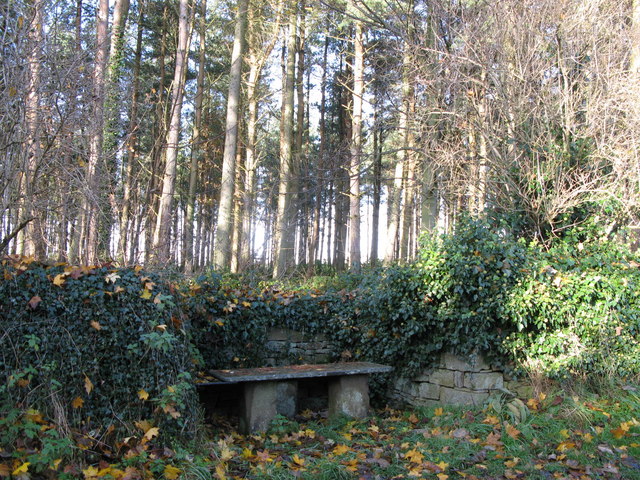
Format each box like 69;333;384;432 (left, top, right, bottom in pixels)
2;0;640;277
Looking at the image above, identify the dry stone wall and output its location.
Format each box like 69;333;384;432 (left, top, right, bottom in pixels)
392;352;509;407
265;328;337;366
265;330;531;405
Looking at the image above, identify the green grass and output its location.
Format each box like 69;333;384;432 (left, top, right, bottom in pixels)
207;385;640;479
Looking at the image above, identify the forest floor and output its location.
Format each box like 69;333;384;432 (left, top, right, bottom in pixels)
205;385;640;480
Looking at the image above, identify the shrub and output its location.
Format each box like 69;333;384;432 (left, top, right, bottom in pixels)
0;256;198;444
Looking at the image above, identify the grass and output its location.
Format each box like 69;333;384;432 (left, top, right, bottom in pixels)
206;385;640;479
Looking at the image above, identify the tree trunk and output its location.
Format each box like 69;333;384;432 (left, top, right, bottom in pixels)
348;18;364;272
22;0;45;258
82;0;110;264
307;34;329;274
151;0;192;264
119;2;144;264
631;0;640;73
184;0;207;273
213;0;247;269
371;109;382;265
273;4;298;279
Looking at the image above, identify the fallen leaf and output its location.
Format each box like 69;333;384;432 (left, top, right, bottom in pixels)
163;465;181;480
506;423;521;439
333;444;350;456
0;463;11;477
434;407;444;416
138;389;149;401
140;289;152;300
90;320;102;331
12;463;29;476
72;396;84;408
28;295;42;309
53;273;66;286
84;375;94;395
405;448;424;464
144;427;159;441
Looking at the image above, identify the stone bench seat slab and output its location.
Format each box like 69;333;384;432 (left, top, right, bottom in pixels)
209;361;392;383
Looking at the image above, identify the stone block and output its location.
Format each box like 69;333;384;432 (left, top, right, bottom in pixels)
418;382;441;400
328;374;370;419
276;381;298;418
240;381;278;434
440;387;489;406
505;380;534;400
454;371;464;388
440;352;490;372
427;369;455;388
463;372;503;391
267;328;305;342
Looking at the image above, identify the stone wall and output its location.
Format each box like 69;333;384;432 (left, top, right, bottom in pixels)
393;352;508;407
265;328;337;366
263;330;531;405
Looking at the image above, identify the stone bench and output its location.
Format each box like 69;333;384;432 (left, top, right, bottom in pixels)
198;362;392;433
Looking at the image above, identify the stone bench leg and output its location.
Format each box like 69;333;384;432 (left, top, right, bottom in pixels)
240;381;298;434
240;381;278;434
328;374;370;419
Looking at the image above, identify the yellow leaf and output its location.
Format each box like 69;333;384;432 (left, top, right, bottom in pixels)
611;427;627;439
135;420;153;433
506;423;521;439
559;429;570;439
556;441;575;452
114;286;125;294
220;446;234;461
17;378;29;388
138;389;149;401
144;427;159;440
482;415;500;425
437;474;449;480
241;301;252;308
404;448;424;464
291;454;305;467
505;458;519;468
583;433;594;443
155;324;167;332
215;463;227;480
407;413;419;424
215;320;224;326
82;465;99;478
90;320;102;331
163;465;181;480
140;288;152;300
52;458;62;470
72;396;84;408
12;462;29;475
242;448;254;460
332;444;350;456
437;460;449;471
84;375;94;395
434;407;444;416
53;273;66;286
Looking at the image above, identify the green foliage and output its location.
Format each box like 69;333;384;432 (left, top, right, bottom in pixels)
503;235;640;379
181;271;341;370
0;256;198;443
